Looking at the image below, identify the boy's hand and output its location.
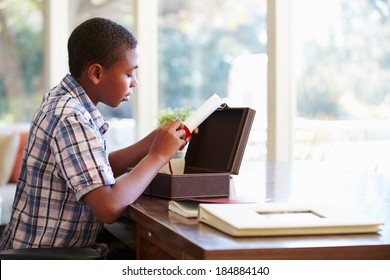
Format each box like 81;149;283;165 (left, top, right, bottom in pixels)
149;119;187;163
179;126;198;150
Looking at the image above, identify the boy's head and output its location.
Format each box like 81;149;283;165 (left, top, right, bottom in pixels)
68;17;138;78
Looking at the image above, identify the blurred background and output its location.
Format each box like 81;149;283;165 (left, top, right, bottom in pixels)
1;0;390;178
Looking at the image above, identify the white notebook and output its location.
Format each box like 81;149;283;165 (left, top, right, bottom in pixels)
198;202;383;237
168;198;257;218
168;200;199;218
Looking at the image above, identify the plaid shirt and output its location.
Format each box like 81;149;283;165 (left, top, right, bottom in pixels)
0;74;115;249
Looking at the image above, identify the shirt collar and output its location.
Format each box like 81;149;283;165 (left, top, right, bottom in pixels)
60;73;109;135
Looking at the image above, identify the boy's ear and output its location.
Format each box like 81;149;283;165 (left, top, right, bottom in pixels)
88;64;102;84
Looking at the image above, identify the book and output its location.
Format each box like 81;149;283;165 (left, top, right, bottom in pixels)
198;202;384;237
168;198;257;218
168;200;199;218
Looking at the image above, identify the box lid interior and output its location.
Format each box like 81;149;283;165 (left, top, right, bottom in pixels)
184;107;255;175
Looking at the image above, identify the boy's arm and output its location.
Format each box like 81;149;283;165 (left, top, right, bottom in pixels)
108;129;156;178
108;123;197;177
82;119;187;224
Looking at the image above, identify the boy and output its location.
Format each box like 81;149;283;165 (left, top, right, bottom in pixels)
0;18;190;253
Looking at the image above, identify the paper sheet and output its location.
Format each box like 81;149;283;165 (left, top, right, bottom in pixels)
183;94;222;133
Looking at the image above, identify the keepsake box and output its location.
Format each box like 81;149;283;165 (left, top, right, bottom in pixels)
143;106;256;199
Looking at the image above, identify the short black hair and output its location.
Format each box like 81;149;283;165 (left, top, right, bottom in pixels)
68;17;138;77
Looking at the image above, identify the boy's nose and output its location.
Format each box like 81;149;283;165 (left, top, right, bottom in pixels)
130;76;138;88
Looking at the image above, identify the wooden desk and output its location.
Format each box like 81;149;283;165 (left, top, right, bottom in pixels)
105;161;390;259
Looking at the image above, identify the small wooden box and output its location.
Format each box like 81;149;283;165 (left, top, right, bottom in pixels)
144;106;256;199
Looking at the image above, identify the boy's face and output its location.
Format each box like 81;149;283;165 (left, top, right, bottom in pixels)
94;47;139;107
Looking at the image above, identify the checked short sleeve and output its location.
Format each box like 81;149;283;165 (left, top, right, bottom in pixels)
53;112;115;197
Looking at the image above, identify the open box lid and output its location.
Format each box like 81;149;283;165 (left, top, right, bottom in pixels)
184;106;256;175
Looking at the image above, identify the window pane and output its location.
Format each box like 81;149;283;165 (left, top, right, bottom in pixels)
0;0;45;123
158;0;267;161
293;0;390;174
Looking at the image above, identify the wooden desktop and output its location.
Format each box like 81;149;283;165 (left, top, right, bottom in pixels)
104;161;390;259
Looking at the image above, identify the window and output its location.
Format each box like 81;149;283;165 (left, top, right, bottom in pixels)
293;0;390;174
0;0;45;122
158;0;267;160
2;0;388;176
0;0;136;122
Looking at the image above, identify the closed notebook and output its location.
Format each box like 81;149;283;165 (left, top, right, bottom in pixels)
168;200;199;218
198;202;383;237
168;198;257;218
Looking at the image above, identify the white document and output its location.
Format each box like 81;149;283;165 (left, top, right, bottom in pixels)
183;93;222;134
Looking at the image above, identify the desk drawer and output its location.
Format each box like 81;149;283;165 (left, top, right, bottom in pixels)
136;219;198;260
137;223;177;259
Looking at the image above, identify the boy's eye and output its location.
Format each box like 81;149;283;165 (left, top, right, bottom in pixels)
127;70;136;78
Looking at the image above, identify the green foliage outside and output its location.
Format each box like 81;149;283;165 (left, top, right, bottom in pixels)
157;107;193;126
0;0;44;122
158;0;266;110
